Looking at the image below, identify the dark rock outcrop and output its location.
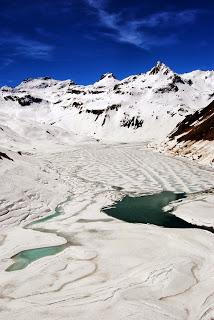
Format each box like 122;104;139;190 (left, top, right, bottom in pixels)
0;152;13;161
169;100;214;142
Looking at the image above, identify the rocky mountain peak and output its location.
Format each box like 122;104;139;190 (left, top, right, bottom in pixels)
100;73;117;80
149;61;172;76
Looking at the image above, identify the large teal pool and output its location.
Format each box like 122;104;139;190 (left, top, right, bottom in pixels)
102;191;193;228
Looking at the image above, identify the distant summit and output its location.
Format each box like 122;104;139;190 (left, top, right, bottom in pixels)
94;72;118;88
100;73;117;80
149;61;172;75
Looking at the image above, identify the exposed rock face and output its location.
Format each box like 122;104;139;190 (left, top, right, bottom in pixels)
120;115;144;129
0;152;13;161
166;100;214;165
149;61;170;75
100;72;117;80
170;100;214;142
4;95;43;106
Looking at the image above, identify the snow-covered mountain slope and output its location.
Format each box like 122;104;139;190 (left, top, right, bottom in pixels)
165;99;214;165
1;64;214;320
1;61;214;144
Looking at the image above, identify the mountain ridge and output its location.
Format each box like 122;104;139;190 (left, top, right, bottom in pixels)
0;61;213;164
3;61;214;88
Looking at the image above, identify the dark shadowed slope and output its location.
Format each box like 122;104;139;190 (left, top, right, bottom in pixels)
170;100;214;142
167;100;214;164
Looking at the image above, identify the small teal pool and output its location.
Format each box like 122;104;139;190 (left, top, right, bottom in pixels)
6;196;71;272
29;196;71;226
30;207;61;225
6;243;68;272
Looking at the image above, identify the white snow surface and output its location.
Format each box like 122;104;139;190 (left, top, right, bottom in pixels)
0;62;214;319
0;140;214;320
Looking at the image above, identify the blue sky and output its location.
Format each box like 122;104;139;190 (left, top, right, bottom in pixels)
0;0;214;86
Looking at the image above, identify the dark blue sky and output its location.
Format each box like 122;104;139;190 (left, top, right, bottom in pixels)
0;0;214;86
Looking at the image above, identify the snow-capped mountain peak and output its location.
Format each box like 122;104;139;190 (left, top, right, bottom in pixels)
93;72;119;88
100;72;117;80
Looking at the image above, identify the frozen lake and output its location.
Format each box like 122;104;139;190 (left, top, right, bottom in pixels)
0;143;214;320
